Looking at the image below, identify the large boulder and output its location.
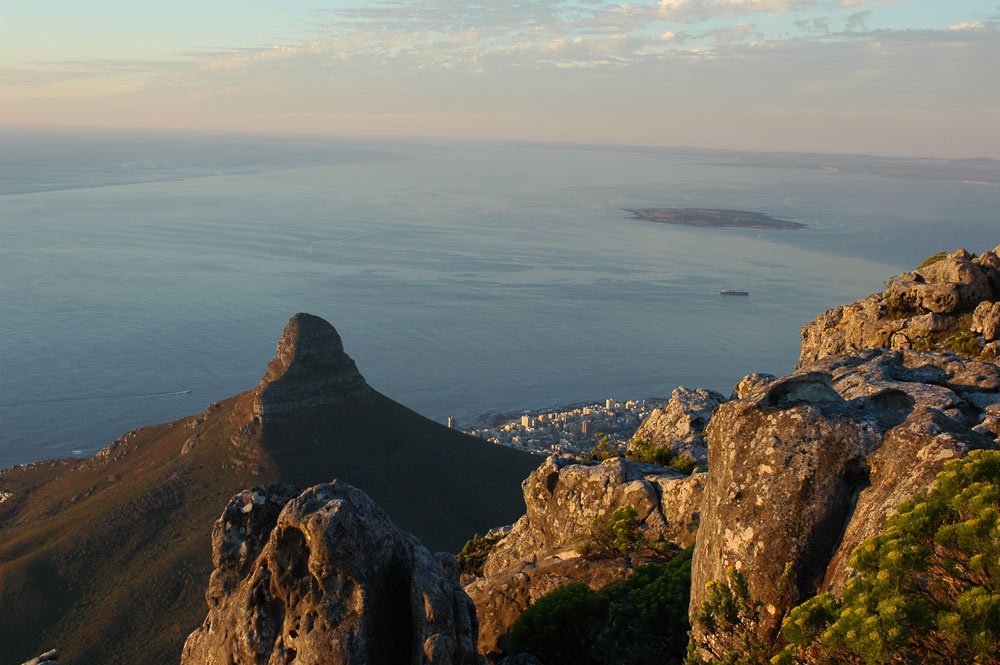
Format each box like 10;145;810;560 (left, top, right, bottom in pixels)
799;246;1000;365
972;300;1000;342
690;350;997;643
629;386;727;464
181;482;481;665
483;456;704;576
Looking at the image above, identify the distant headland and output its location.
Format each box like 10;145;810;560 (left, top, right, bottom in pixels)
625;207;806;230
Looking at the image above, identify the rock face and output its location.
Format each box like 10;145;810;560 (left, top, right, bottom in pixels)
690;349;997;642
467;456;704;662
972;300;1000;342
629;386;727;464
799;247;1000;365
20;650;60;665
484;456;705;576
181;482;481;665
253;313;373;423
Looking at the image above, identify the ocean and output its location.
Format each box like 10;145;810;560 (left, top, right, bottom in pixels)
1;127;997;469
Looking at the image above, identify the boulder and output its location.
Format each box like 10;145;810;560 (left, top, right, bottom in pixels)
972;300;1000;342
181;482;481;665
483;456;704;576
689;350;997;643
629;386;727;464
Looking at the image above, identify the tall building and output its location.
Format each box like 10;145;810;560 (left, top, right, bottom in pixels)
447;416;455;428
606;398;614;410
521;414;531;427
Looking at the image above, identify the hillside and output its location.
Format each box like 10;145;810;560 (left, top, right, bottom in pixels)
0;313;538;665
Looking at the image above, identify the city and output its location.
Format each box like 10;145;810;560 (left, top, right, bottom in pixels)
453;397;670;457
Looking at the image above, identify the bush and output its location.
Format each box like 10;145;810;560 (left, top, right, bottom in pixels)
918;251;948;268
686;563;795;665
775;450;1000;665
628;437;699;474
508;548;694;665
507;582;607;665
948;329;982;357
576;506;675;560
456;532;504;576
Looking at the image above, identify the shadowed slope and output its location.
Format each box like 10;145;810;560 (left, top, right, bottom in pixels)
0;313;538;665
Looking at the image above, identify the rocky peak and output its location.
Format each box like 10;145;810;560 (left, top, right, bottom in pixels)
799;244;1000;365
253;313;373;423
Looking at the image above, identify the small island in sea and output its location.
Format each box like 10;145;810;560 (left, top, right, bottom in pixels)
625;207;806;230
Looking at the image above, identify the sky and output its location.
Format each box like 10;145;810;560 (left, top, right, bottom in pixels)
1;1;998;158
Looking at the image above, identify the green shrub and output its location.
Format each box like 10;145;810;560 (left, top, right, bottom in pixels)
883;292;921;320
628;437;699;474
918;251;948;268
508;548;694;665
507;582;607;665
456;532;504;576
686;563;795;665
948;329;982;357
775;450;1000;665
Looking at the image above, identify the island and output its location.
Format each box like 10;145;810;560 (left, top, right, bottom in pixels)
625;207;806;230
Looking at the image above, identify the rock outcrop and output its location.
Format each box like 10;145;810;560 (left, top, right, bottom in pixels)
467;455;704;662
181;481;481;665
484;456;704;576
20;650;60;665
628;386;727;464
799;247;1000;365
690;349;997;642
253;313;374;423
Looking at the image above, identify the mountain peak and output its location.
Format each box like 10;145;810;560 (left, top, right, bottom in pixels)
253;313;372;423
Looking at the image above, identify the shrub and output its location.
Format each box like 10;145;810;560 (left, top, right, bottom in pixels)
576;505;676;560
948;329;982;357
456;532;504;576
508;548;694;665
918;251;948;268
775;450;1000;665
628;437;699;474
507;582;607;665
883;292;921;320
686;563;795;665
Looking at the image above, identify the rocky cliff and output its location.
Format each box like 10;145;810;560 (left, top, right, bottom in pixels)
689;348;998;642
628;386;727;465
253;313;374;423
799;247;1000;365
181;482;480;665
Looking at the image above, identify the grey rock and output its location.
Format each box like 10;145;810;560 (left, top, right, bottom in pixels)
252;313;374;424
733;373;778;399
181;481;480;665
483;456;704;577
629;386;727;464
689;349;997;644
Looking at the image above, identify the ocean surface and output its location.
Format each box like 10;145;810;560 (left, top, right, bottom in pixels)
1;127;998;469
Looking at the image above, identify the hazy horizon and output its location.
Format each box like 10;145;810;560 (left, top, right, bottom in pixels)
3;1;999;159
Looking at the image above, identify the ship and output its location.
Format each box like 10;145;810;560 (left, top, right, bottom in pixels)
720;289;749;296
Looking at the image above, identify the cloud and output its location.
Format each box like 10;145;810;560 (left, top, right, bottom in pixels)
845;9;870;31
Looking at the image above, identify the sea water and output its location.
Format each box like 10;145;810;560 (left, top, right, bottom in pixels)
1;128;997;468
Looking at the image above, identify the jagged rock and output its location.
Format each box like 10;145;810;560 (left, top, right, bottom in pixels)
181;481;481;665
20;650;60;665
972;300;1000;341
733;373;777;399
467;553;656;662
253;313;373;423
483;456;704;577
629;386;726;464
689;349;996;644
799;246;999;365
